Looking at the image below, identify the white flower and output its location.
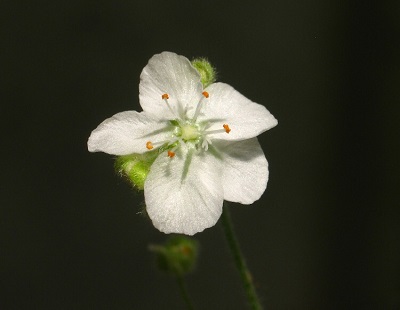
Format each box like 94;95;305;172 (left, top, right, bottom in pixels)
88;52;278;235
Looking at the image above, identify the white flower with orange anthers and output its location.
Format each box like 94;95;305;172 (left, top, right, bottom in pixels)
88;52;277;235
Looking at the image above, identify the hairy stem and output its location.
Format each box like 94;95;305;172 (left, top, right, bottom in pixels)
176;275;194;310
221;206;263;310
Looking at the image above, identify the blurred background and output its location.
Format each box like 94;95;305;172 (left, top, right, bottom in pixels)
1;0;399;308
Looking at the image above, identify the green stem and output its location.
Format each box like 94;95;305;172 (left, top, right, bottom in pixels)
221;206;263;310
176;275;194;310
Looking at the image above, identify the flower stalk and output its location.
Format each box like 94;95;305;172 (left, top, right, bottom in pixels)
221;206;263;310
149;236;198;309
176;275;194;310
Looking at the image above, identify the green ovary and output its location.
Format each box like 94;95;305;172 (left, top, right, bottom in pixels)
180;124;200;141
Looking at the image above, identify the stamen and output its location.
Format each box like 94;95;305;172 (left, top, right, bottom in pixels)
162;93;179;118
204;124;232;135
146;141;154;150
167;150;176;158
145;139;177;151
223;124;231;133
192;91;209;121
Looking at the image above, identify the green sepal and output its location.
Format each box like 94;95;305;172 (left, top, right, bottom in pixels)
149;236;199;276
114;151;158;190
114;143;178;190
191;58;217;88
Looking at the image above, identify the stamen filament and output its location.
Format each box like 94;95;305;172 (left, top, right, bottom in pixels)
162;94;179;118
192;91;209;122
205;129;226;134
205;124;231;135
145;139;176;150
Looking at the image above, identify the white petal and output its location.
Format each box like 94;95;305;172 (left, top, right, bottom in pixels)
139;52;203;119
88;111;171;155
144;144;224;235
200;83;278;141
215;138;269;204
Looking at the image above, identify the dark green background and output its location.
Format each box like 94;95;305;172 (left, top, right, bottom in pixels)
2;0;399;308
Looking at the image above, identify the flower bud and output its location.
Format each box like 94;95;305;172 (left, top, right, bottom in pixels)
149;236;198;276
191;58;217;88
115;152;158;190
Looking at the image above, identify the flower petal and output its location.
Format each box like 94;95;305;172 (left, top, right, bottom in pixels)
144;144;224;235
139;52;203;119
200;83;278;141
215;138;269;204
88;111;171;155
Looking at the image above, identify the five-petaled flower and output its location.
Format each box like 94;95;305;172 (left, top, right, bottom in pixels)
88;52;277;235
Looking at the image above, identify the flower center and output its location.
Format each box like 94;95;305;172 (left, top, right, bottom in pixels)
145;92;231;157
180;123;200;141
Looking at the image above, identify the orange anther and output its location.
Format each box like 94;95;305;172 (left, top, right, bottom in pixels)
202;91;209;98
146;141;154;150
223;124;231;133
167;150;175;158
162;93;169;100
